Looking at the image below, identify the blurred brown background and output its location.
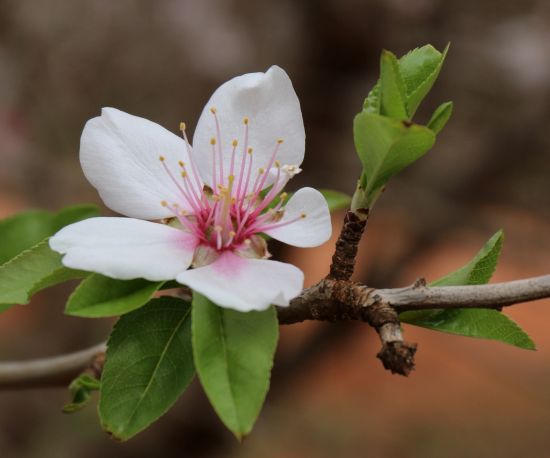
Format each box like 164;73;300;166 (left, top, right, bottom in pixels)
1;0;550;457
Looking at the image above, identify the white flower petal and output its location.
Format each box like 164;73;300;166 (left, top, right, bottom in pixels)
50;217;197;281
192;66;305;193
176;251;303;311
264;187;332;248
81;108;200;220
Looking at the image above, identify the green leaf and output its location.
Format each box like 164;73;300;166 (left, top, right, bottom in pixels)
0;240;86;309
353;112;435;205
398;44;449;116
432;230;503;286
0;204;100;265
66;275;164;318
379;50;408;120
99;297;194;441
192;293;278;439
63;374;100;413
401;308;535;350
51;204;100;232
401;231;536;350
319;189;352;212
427;101;453;135
0;210;52;265
363;80;381;114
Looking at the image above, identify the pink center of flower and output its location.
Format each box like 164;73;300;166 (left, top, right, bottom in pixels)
159;108;305;256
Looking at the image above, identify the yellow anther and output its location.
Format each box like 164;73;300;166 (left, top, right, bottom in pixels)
179;122;186;132
275;160;281;168
228;175;235;184
173;203;180;208
244;238;251;246
180;210;188;216
258;167;265;174
214;225;223;232
159;155;166;162
160;200;168;207
228;231;236;237
178;160;185;167
247;147;253;154
277;138;284;144
300;212;307;219
210;137;217;145
280;192;288;200
243;117;249;125
210;106;217;114
232;139;238;147
181;171;188;178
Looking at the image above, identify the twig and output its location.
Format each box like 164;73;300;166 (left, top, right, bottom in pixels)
0;343;106;389
328;210;368;281
377;274;550;311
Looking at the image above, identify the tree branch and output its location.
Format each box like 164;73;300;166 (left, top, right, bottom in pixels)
377;274;550;311
0;343;106;389
2;274;550;387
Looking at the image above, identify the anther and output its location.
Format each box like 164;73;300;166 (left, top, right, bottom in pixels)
214;225;223;232
232;139;238;147
181;171;188;178
247;147;253;155
210;137;217;145
280;192;288;200
179;122;186;132
277;138;284;144
300;212;307;219
258;167;265;174
160;200;168;207
178;160;185;167
228;231;236;237
210;107;217;114
275;160;281;168
243;117;249;125
159;155;166;162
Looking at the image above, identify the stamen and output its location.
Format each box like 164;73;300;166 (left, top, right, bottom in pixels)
246;213;306;236
210;109;224;185
159;156;200;214
211;139;218;191
160;200;206;241
235;115;251;204
224;230;236;248
229;139;238;180
179;123;208;209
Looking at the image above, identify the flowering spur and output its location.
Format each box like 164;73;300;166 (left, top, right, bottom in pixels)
50;66;332;311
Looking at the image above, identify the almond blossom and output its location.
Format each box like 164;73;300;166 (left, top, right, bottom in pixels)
50;66;331;312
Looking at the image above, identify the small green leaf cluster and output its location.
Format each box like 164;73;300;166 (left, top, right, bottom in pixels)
353;44;452;209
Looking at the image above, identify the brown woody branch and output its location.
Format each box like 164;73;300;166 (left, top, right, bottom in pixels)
2;275;550;387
